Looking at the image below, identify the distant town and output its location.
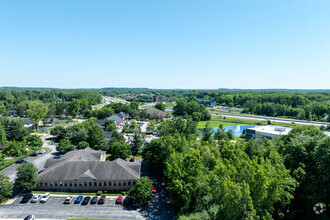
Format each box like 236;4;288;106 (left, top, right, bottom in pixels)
0;88;329;219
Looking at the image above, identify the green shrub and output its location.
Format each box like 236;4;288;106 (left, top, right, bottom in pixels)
96;190;102;195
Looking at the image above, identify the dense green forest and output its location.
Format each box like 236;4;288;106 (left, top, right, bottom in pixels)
0;89;102;117
142;118;329;219
99;88;330;122
1;87;328;122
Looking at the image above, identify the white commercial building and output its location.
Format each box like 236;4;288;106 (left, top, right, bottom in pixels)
245;125;292;140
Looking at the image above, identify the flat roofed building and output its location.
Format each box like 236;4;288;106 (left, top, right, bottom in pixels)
37;148;140;192
245;125;292;140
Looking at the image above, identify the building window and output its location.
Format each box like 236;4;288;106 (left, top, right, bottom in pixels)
55;183;58;187
128;182;131;186
108;182;111;186
104;182;107;186
94;182;97;186
133;181;136;185
40;182;43;187
74;183;77;187
89;182;92;186
70;183;73;187
59;182;63;187
118;182;121;186
45;182;48;187
79;182;82;187
99;182;102;186
50;183;53;187
64;183;67;187
123;182;126;186
113;182;116;186
84;182;87;187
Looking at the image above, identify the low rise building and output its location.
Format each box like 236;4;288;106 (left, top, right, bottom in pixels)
245;125;292;140
37;148;141;192
139;108;171;120
96;112;129;127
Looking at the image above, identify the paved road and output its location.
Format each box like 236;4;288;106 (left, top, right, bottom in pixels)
0;134;57;182
210;112;330;127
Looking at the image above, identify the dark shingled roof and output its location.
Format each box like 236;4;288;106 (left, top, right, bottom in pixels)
143;108;170;118
38;159;141;182
44;148;104;168
40;148;140;182
96;112;129;126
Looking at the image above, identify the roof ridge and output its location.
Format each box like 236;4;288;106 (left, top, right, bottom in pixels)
113;160;140;178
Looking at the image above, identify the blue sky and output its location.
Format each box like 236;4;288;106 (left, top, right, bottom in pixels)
0;0;329;89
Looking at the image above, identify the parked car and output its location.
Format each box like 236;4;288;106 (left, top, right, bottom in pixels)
129;157;135;162
90;196;98;204
36;149;46;154
21;194;33;203
30;153;38;157
82;196;91;205
116;196;123;204
40;192;50;203
24;215;35;220
74;196;83;204
16;159;29;164
124;196;132;205
98;195;106;204
31;194;41;203
64;196;74;204
53;155;62;159
152;187;157;193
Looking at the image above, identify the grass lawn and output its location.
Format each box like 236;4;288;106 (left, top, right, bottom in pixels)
0;149;38;171
197;116;296;129
32;191;125;196
0;198;10;205
141;105;154;109
165;103;174;109
42;147;51;152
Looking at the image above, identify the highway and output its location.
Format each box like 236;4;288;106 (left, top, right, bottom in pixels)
210;112;330;127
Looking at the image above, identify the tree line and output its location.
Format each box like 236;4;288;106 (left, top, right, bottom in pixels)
142;117;329;219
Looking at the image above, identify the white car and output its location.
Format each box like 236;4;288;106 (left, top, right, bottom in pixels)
40;192;50;203
36;149;46;154
31;194;41;203
64;195;74;204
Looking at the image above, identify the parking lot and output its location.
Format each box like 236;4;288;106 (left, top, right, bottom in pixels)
0;195;145;219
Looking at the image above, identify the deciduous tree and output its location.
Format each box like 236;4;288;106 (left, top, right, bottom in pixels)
128;177;153;206
14;162;38;192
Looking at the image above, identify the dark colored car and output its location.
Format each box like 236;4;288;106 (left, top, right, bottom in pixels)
24;215;35;220
90;196;98;204
98;195;106;204
53;155;62;159
16;159;29;164
74;196;83;204
129;157;135;162
21;194;33;203
30;153;38;157
81;196;91;205
124;196;132;205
